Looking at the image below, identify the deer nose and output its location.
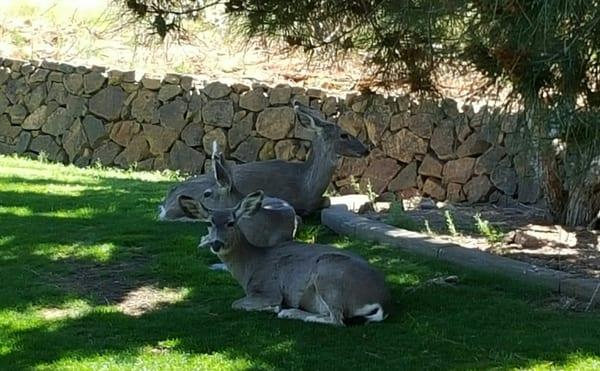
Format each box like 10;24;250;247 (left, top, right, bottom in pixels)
210;241;224;253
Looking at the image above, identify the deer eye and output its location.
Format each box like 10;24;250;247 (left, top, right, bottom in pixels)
340;133;350;140
203;189;213;198
226;220;235;228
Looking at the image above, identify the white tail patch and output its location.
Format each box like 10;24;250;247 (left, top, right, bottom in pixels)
354;303;385;323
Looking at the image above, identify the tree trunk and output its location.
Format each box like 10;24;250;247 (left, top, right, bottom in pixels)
539;150;567;223
564;156;600;227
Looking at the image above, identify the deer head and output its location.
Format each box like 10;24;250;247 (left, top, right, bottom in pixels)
293;100;369;158
178;191;264;255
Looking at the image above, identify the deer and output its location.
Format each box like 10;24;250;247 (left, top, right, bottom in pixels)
158;100;369;221
178;190;391;326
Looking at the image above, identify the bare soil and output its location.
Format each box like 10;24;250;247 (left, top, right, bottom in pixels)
364;200;600;279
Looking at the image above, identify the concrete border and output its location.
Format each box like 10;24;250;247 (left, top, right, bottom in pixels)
321;201;600;308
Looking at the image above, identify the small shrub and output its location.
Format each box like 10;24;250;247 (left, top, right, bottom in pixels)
474;213;504;245
386;202;421;232
444;210;459;237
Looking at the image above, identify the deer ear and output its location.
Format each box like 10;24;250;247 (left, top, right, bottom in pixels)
213;153;233;190
178;195;209;221
234;191;264;220
211;140;220;161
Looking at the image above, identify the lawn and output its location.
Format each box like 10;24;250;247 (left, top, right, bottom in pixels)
0;155;599;371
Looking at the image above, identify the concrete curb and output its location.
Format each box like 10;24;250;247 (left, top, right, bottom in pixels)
321;204;600;307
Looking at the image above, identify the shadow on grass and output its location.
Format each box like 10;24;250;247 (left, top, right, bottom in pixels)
1;170;600;370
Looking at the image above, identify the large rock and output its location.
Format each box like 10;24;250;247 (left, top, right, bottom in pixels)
65;95;87;118
24;84;46;112
169;140;205;174
64;73;84;94
159;98;187;131
63;119;88;161
228;112;253;148
455;118;472;143
202;100;233;128
474;146;507;175
0;94;8;115
114;135;149;168
188;91;203;123
202;128;227;155
82;115;107;148
441;98;459;118
359;158;400;194
239;89;268;112
92;141;122;165
390;112;409;131
463;175;492;203
22;105;48;130
47;82;67;105
204;81;231;99
258;140;275;160
337;111;364;137
446;182;465;202
131;90;160;123
388;161;418;191
408;113;434;138
30;135;61;159
29;68;49;84
143;124;179;155
5;77;28;104
256;107;295;140
110;121;141;147
422;178;446;200
490;166;517;195
364;108;390;145
181;123;204;147
443;157;475;184
232;136;266;162
430;125;456;160
382;129;428;162
274;139;301;161
0;114;21;139
42;107;73;136
158;84;182;102
89;86;127;121
15;131;31;154
269;85;292;105
7;104;27;125
336;157;369;179
456;132;490;157
418;154;443;178
83;72;106;94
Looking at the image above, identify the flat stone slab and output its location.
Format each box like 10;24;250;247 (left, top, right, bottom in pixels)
321;205;600;308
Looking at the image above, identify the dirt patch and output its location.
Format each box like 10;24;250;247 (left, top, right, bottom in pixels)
117;285;187;316
40;252;188;315
364;199;600;279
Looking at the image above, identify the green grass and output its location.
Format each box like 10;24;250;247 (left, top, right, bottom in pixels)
1;155;599;370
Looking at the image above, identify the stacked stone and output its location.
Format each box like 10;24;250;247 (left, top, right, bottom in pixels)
0;56;538;204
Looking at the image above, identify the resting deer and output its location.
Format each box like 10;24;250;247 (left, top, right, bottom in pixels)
178;191;391;326
158;101;369;220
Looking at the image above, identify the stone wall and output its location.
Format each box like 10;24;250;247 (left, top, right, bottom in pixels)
0;56;538;204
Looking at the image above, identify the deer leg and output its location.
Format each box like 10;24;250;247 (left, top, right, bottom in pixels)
231;296;281;313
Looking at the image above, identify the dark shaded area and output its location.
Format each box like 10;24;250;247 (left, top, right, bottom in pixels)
1;171;600;370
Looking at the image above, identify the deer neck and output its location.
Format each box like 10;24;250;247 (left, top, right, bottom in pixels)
217;226;263;291
302;134;337;197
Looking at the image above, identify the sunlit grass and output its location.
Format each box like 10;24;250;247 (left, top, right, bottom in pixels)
32;242;117;262
1;155;599;370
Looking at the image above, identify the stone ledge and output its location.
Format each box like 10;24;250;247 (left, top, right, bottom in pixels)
321;200;600;308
